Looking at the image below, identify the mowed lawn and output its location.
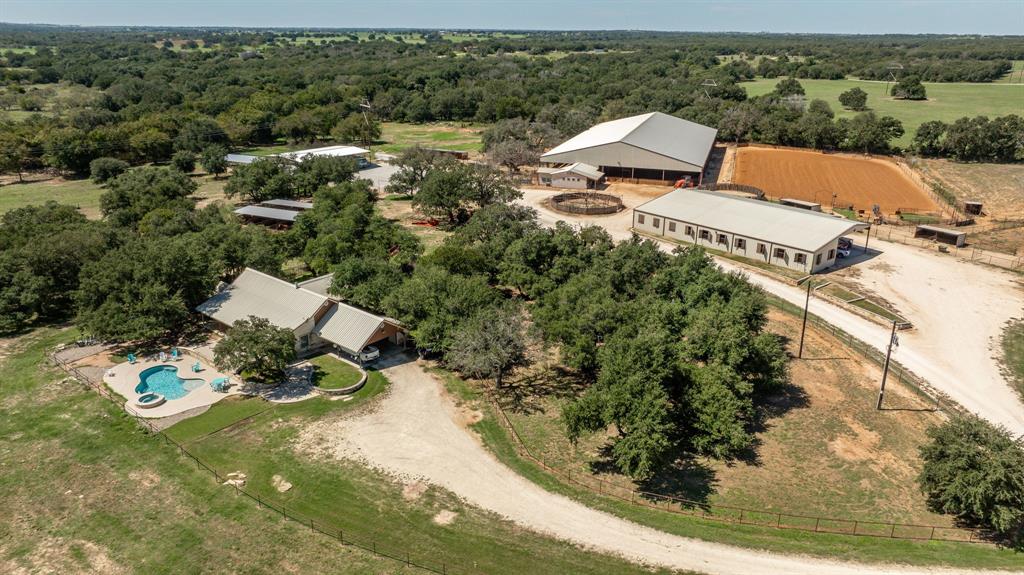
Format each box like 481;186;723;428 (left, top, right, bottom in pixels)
375;122;485;155
308;354;362;389
0;178;104;218
741;77;1024;147
0;328;663;575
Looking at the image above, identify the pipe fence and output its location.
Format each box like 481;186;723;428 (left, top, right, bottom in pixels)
486;297;994;546
48;351;465;575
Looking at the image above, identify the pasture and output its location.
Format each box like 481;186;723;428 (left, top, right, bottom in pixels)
741;78;1024;147
733;146;938;215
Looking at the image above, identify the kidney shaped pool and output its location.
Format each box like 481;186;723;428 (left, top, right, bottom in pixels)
135;365;205;400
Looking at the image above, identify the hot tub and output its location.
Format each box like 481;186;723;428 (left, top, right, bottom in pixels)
135;392;166;409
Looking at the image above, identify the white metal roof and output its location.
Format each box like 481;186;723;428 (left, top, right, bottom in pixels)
234;205;300;222
260;199;314;210
225;153;258;164
196;268;328;331
278;145;369;162
635;189;868;253
296;274;334;297
540;112;717;171
314;302;388;355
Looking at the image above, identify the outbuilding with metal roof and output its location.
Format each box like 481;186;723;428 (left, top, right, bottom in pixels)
633;189;868;273
540;112;717;184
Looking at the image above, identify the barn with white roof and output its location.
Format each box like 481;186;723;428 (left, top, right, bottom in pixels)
540;112;717;185
633;189;868;273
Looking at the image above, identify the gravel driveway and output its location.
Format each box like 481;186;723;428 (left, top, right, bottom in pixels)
518;189;1024;436
302;353;1003;575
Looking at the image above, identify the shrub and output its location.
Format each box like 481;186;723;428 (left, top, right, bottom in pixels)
89;157;130;183
170;150;196;173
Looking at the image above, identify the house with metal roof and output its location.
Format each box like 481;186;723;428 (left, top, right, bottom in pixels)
534;162;604;189
196;268;403;357
540;112;717;184
633;189;868;273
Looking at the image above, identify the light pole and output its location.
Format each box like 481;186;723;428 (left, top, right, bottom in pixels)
877;319;899;410
798;276;813;359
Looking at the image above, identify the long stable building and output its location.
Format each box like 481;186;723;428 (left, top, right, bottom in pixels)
633;189;868;273
540;112;717;184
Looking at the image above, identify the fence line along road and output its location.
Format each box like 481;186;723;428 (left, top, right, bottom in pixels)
487;297;992;546
48;351;463;575
872;224;1023;271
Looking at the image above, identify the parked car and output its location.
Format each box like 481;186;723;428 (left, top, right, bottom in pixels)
358;345;380;363
837;237;853;258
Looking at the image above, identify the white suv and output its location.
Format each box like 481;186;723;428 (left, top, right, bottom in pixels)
358;345;380;363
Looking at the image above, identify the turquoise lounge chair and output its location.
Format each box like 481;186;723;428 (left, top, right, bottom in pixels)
127;353;137;364
210;377;229;392
192;361;202;373
171;348;180;361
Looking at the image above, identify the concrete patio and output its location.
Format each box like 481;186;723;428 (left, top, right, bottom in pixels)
103;354;242;418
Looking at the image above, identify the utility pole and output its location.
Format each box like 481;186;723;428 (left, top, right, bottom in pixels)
864;224;871;254
798;277;813;359
877;319;899;410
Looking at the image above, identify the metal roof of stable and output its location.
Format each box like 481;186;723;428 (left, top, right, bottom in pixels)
234;205;300;222
540;112;718;171
260;199;314;210
278;145;369;162
196;269;328;330
314;303;389;355
540;162;604;180
225;153;259;164
915;224;966;236
635;189;868;253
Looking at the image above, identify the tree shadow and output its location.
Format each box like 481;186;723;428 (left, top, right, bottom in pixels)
496;364;590;416
587;443;719;506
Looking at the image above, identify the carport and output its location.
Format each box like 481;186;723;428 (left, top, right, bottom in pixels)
913;224;966;247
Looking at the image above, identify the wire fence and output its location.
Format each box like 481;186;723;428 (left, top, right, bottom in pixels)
872;225;1023;271
487;297;994;546
48;351;464;575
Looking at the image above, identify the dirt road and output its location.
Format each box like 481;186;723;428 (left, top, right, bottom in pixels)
519;189;1024;436
301;355;1004;575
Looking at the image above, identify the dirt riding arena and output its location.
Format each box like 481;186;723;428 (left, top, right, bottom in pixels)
733;147;940;216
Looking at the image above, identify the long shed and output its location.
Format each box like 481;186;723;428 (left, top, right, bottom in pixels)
633;189;868;273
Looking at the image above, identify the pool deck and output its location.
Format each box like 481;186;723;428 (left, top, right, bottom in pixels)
103;356;242;418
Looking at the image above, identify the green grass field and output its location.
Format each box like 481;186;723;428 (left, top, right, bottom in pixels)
741;77;1024;147
995;60;1024;84
0;178;104;218
375;122;484;154
0;328;667;575
308;355;363;389
1001;320;1024;398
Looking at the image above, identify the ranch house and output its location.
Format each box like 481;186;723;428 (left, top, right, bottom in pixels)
196;268;404;358
633;189;868;274
540;112;717;185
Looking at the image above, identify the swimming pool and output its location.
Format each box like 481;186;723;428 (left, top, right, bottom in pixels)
135;365;205;400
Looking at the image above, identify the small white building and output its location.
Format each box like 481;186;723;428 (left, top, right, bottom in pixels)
633;190;868;273
534;162;604;189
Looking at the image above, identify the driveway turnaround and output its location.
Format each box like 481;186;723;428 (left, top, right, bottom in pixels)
306;355;1007;575
518;189;1024;436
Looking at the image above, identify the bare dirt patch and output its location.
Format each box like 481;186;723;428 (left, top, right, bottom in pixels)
432;509;459;525
402;481;428;501
734;147;938;215
918;158;1024;219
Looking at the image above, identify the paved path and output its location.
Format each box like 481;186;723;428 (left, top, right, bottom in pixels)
519;190;1024;436
314;355;1005;575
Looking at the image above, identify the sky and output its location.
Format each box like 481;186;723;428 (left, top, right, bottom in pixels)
1;1;1022;35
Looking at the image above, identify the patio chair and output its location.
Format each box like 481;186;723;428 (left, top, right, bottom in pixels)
127;353;137;364
210;377;229;392
171;348;180;361
192;361;202;373
159;352;167;362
